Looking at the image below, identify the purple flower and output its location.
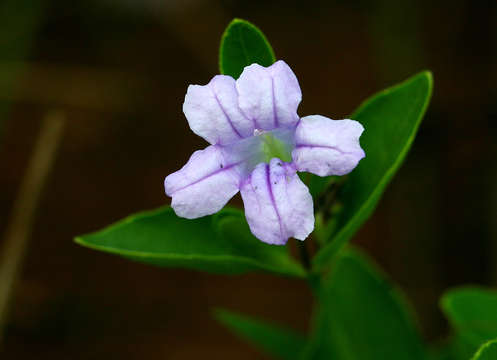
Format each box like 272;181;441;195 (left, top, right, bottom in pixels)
165;61;365;245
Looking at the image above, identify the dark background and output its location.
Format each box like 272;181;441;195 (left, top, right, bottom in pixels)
0;0;496;358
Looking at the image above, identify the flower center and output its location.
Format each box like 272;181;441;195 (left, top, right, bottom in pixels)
259;132;292;163
222;127;295;178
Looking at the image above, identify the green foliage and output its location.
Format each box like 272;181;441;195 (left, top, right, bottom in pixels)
219;18;275;79
304;248;426;360
471;340;497;360
428;342;454;360
214;308;307;360
75;206;305;277
71;17;452;360
313;71;433;270
440;287;497;359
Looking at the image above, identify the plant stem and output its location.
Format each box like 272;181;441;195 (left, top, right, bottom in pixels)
297;239;311;270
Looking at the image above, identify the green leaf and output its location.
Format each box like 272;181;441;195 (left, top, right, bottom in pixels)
219;18;275;79
441;287;497;351
313;71;433;270
452;334;483;360
428;335;479;360
304;248;426;360
75;206;305;277
214;308;307;360
428;341;455;360
471;339;497;360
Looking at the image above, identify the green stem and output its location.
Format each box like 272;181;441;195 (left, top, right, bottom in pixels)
297;239;311;270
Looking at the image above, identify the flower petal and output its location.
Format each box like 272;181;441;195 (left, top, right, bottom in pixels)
240;158;314;245
236;60;301;131
292;115;365;176
164;145;241;218
183;75;254;145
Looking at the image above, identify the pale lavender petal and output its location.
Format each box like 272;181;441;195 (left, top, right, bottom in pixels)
164;145;241;218
236;60;301;131
292;115;365;176
240;158;314;245
183;75;254;145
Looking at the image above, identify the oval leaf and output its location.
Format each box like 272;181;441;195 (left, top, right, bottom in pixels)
441;287;497;349
313;71;433;269
219;18;275;79
304;248;426;360
75;206;305;277
214;308;307;360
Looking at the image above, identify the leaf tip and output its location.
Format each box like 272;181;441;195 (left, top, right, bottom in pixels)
230;18;250;26
420;70;434;89
74;232;105;251
219;17;275;76
73;236;85;246
424;70;433;82
211;307;228;321
211;307;239;329
412;70;434;97
227;18;259;30
74;235;95;251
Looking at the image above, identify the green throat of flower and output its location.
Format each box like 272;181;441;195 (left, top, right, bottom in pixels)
260;133;292;163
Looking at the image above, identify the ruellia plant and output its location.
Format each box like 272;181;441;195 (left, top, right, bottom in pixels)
75;19;497;360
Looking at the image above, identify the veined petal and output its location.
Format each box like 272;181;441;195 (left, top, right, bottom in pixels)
183;75;254;145
292;115;365;176
240;158;314;245
236;60;301;131
164;145;241;218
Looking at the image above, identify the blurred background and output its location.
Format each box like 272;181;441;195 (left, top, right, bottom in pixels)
0;0;496;358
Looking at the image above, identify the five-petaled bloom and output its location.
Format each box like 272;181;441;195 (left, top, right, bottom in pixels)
165;61;365;245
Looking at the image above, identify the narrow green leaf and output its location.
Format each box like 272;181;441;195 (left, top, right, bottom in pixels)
214;308;307;360
219;18;275;79
305;248;426;360
75;206;305;277
313;71;433;269
471;339;497;360
441;287;497;352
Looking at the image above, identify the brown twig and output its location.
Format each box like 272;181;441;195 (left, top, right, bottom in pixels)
0;110;64;343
